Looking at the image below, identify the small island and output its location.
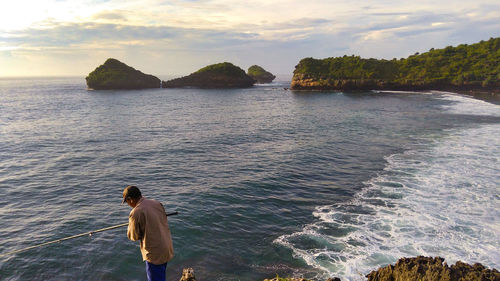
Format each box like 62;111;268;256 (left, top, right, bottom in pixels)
291;37;500;92
162;62;255;88
247;65;276;83
86;58;161;90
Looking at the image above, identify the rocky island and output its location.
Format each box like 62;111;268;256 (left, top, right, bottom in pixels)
162;62;255;88
248;65;276;83
291;37;500;92
86;58;161;90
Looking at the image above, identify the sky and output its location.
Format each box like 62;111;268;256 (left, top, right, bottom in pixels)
0;0;499;77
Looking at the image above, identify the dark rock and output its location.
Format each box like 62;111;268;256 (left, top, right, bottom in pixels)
264;277;311;281
263;276;341;281
162;62;255;88
86;58;160;90
247;65;276;83
366;256;500;281
180;268;196;281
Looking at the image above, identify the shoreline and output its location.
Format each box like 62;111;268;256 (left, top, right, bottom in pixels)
452;90;500;104
289;87;500;105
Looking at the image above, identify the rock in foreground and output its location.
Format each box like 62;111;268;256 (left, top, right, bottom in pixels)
162;62;255;88
264;277;340;281
248;65;276;83
180;268;196;281
366;256;500;281
177;257;499;281
86;58;160;90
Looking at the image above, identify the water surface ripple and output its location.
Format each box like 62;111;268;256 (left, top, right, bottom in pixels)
0;78;498;280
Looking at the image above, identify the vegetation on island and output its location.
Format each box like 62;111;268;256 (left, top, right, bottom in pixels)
163;62;255;88
195;62;247;77
291;37;500;91
86;58;161;90
247;65;276;83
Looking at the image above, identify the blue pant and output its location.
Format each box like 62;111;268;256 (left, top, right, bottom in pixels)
145;261;167;281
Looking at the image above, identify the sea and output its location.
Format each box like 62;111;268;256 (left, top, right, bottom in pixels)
0;77;498;281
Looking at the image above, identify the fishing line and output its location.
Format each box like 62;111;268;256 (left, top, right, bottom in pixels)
0;211;178;258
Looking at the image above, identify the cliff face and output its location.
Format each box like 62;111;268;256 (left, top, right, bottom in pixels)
290;74;497;92
248;65;276;83
291;74;399;91
86;58;160;90
291;37;500;92
163;62;255;88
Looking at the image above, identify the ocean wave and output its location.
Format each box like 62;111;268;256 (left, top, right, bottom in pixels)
438;93;500;117
274;93;500;280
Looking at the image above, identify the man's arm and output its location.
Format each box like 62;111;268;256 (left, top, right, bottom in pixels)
127;212;144;241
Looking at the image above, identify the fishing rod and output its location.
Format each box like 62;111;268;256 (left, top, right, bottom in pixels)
0;211;178;258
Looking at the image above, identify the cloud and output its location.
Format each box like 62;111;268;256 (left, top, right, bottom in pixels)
0;16;336;51
1;0;500;76
368;12;412;17
91;10;128;21
0;22;226;48
393;26;451;38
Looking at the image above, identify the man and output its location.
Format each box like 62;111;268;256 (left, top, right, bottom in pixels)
123;185;174;281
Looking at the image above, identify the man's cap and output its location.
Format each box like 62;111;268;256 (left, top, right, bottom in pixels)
122;185;142;204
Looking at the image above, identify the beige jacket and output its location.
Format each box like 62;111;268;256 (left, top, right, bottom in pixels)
127;197;174;264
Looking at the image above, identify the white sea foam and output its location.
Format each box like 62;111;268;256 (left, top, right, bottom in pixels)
438;93;500;117
274;93;500;280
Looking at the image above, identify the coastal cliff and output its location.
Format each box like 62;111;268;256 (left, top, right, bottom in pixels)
86;58;161;90
162;62;255;88
248;65;276;83
291;37;500;92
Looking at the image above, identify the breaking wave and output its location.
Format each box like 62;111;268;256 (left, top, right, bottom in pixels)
275;94;500;280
